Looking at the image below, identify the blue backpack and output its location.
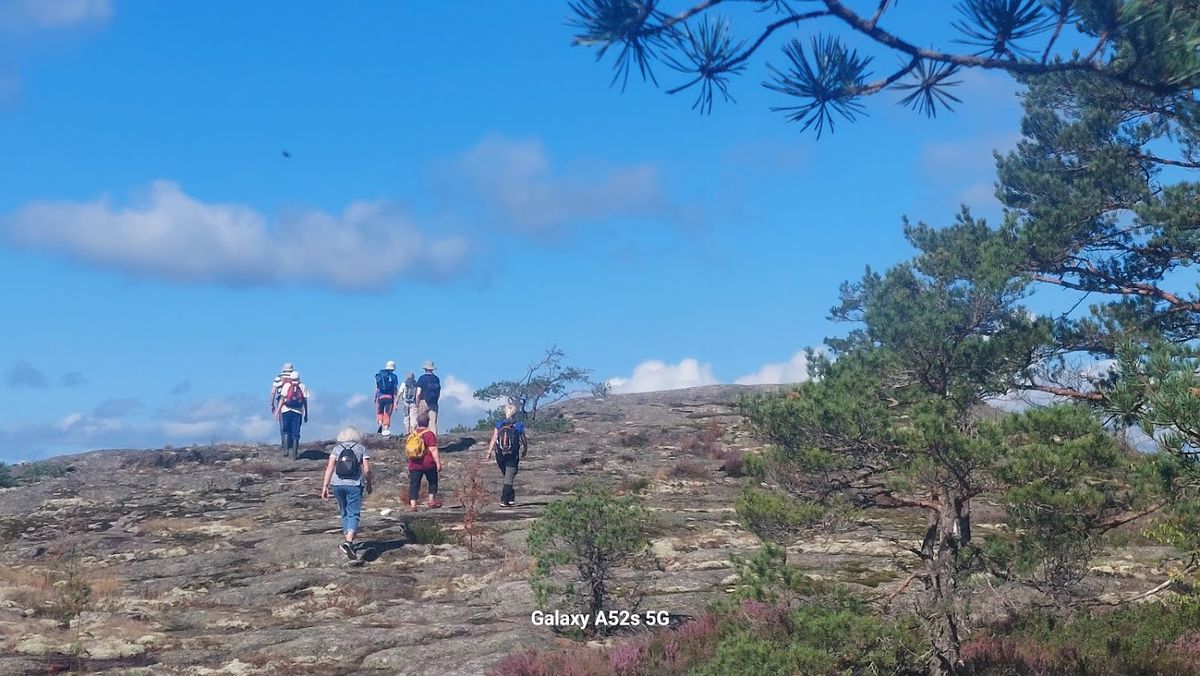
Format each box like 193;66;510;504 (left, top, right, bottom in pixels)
375;370;398;396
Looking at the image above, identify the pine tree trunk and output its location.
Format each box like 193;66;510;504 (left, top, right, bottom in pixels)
922;492;970;675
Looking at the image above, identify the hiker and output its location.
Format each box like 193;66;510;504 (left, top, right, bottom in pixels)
268;362;294;446
374;360;400;436
276;370;309;459
415;361;441;434
399;371;419;434
320;426;373;561
485;403;528;507
405;412;442;511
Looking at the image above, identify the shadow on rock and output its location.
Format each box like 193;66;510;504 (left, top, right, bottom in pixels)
357;539;405;562
296;448;328;461
440;437;478;454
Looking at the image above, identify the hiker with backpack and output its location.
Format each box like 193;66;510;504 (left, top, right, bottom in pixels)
405;412;442;511
374;361;400;436
399;372;419;434
415;361;441;434
485;403;528;507
268;362;294;446
276;370;309;459
321;426;373;561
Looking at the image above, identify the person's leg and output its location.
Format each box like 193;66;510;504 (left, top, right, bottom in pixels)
285;412;302;456
334;485;357;559
334;485;350;532
344;486;362;541
427;407;439;435
279;415;290;455
503;463;519;505
427;468;441;507
408;403;419;433
408;469;421;510
381;398;393;434
376;400;385;433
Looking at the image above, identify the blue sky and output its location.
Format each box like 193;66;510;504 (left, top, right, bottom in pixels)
0;1;1030;460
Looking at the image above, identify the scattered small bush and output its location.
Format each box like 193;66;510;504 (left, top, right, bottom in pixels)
620;476;651;493
0;464;15;488
679;421;722;459
619;431;653;448
666;460;712;481
529;415;574;433
720;449;745;477
734;486;823;543
406;519;453;545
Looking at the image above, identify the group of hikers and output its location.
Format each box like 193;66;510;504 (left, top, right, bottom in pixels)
268;360;529;562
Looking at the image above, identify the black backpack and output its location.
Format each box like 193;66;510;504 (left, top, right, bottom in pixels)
497;421;521;457
375;370;398;396
334;444;361;480
421;375;441;403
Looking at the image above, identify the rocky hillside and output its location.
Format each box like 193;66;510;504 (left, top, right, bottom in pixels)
0;385;1180;675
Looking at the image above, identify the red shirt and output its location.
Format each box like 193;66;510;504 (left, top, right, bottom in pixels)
407;429;438;471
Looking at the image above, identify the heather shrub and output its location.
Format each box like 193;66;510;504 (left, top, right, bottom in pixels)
961;597;1200;674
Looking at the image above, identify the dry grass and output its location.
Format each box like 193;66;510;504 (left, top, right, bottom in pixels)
661;460;714;481
0;558;122;620
679;421;723;460
498;551;536;578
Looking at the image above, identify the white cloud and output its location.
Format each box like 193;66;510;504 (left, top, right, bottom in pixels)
440;374;498;412
608;358;717;394
1;0;112;30
344;393;370;409
446;135;684;234
2;180;471;290
735;351;814;385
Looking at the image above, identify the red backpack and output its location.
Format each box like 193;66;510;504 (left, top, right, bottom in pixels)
282;382;306;408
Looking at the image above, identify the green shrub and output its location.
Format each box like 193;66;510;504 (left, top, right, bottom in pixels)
728;541;820;602
620;476;651;493
527;481;651;631
734;486;823;542
0;464;15;488
18;462;73;484
405;519;453;545
492;587;925;675
528;415;573;433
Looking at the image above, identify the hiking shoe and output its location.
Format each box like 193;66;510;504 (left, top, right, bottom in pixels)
382;427;391;437
409;505;420;512
339;542;357;560
428;499;443;509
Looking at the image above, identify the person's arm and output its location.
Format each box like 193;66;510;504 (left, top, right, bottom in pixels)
303;386;309;422
269;382;277;413
429;442;441;471
485;428;498;461
415;386;422;403
520;430;529;459
362;457;373;494
320;454;335;500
